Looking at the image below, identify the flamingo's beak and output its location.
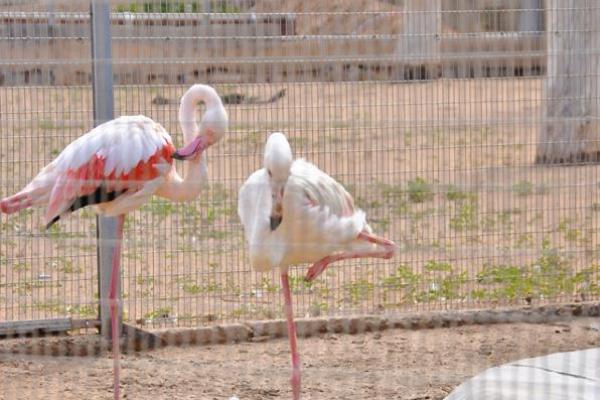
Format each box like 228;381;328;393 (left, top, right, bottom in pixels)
269;186;284;231
270;215;282;231
172;135;210;160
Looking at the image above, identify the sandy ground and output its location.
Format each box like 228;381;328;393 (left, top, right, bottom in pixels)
0;317;599;400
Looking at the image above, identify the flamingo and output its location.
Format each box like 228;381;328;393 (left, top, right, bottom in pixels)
0;84;228;399
237;132;396;399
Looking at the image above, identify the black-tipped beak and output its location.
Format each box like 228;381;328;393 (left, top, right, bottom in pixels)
171;135;209;161
270;215;282;231
171;151;187;160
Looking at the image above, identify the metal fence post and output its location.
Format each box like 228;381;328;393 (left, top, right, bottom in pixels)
90;0;119;339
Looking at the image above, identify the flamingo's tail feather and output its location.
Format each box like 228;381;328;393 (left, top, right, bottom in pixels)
45;185;128;229
69;185;127;214
45;215;61;230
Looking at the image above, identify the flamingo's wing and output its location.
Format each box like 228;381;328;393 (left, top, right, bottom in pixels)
45;116;174;226
289;159;357;216
286;159;367;244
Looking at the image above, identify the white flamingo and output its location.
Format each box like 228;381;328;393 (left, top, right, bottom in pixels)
0;84;228;400
238;132;396;399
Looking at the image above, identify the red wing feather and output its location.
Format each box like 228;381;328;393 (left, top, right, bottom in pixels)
45;143;174;222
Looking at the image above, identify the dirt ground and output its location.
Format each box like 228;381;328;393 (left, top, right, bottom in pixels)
0;317;599;400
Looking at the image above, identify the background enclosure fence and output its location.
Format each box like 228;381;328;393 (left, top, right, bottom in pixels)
0;0;599;333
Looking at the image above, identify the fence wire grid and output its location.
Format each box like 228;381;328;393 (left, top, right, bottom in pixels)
0;0;598;334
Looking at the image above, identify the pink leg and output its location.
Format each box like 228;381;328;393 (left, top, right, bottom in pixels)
109;214;125;400
281;272;301;400
305;231;396;282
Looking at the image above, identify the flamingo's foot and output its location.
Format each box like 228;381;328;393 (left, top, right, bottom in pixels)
305;259;329;282
0;193;32;214
382;245;396;259
291;366;301;400
358;232;397;259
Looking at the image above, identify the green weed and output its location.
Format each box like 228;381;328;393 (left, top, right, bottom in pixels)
57;258;83;274
143;307;173;321
417;272;467;302
142;197;173;219
256;276;279;294
446;185;476;202
449;198;478;231
136;275;155;286
289;274;313;294
512;180;534;197
344;279;374;305
178;275;220;295
424;260;453;272
380;265;418;289
407;177;433;203
476;241;575;300
12;262;30;272
66;304;96;318
557;219;582;243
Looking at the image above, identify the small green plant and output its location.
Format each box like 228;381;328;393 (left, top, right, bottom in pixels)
177;275;220;295
38;120;57;130
477;264;522;285
12;261;30;272
516;233;534;248
449;199;478;231
417;273;467;302
57;258;83;274
66;304;96;318
142;197;173;219
136;275;155;286
289;274;313;294
380;264;419;303
424;260;453;272
33;301;63;313
513;180;534;197
407;177;433;203
446;185;476;202
557;218;582;243
403;130;412;146
475;241;575;301
202;229;229;240
344;279;375;305
309;301;329;316
254;276;283;295
143;307;173;321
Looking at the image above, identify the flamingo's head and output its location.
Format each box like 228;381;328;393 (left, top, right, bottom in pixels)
264;132;292;230
173;84;228;161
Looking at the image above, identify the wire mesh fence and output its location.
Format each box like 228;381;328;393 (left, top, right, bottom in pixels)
0;0;599;334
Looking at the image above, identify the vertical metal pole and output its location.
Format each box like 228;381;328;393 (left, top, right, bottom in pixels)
91;0;119;339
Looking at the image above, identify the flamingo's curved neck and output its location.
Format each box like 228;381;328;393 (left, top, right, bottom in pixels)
178;84;220;145
157;85;223;202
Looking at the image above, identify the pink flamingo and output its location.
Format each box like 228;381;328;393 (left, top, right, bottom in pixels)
0;84;228;399
238;132;396;399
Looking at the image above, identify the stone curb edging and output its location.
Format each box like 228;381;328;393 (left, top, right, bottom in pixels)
2;302;598;357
